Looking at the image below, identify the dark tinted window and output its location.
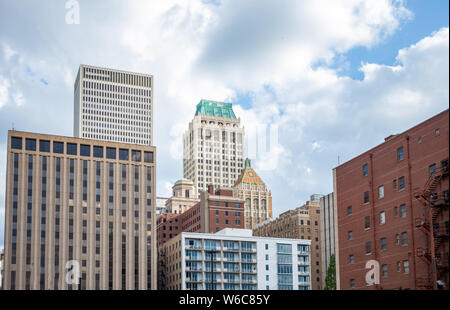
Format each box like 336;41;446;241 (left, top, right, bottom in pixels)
397;147;404;161
53;141;64;154
26;138;36;151
131;150;141;162
119;149;129;161
80;144;90;157
106;147;116;159
11;137;22;149
39;140;50;152
93;146;103;158
144;151;153;163
363;164;368;176
67;143;77;155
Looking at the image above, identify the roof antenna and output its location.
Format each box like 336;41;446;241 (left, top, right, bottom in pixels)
12;122;15;130
338;155;340;165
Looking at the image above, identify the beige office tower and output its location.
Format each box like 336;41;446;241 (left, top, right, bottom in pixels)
183;100;245;197
3;131;156;290
253;197;323;290
165;178;199;215
74;64;153;145
233;158;272;229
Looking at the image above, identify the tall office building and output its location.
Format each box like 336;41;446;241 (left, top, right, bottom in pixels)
233;158;273;229
3;131;157;290
319;192;336;288
253;197;323;290
158;228;311;290
183;99;245;196
334;109;449;290
74;64;154;145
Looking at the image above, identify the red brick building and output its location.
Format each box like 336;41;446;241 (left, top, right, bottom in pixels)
157;185;244;245
335;109;449;290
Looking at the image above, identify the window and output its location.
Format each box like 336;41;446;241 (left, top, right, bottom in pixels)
11;137;22;149
106;147;116;159
350;279;355;288
397;147;404;161
400;204;406;218
394;206;398;217
348;231;353;240
381;237;387;251
379;211;386;225
403;260;409;274
349;255;354;264
395;234;400;245
363;164;368;177
132;150;141;162
364;191;370;204
401;232;408;245
53;141;63;154
366;242;372;254
365;216;370;229
429;164;437;177
397;261;401;272
93;146;103;158
382;264;388;278
80;144;90;157
119;149;129;161
26;138;36;151
265;244;268;250
67;143;77;155
393;179;397;191
399;177;405;190
144;151;153;163
39;140;50;152
347;206;352;216
378;186;384;199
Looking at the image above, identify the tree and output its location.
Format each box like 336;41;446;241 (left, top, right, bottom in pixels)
324;254;336;290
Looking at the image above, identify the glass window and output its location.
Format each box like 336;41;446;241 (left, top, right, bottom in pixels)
348;231;353;240
39;140;50;152
365;216;370;229
53;141;64;154
363;164;368;176
393;179;397;191
403;260;409;274
401;232;408;245
381;237;387;251
397;147;404;161
379;211;386;225
106;147;116;159
347;206;352;216
378;185;384;199
144;151;153;163
349;255;354;264
132;150;141;162
399;177;405;190
67;143;77;155
366;241;372;254
93;146;103;158
119;149;129;161
80;144;90;157
26;138;36;151
11;136;23;150
400;204;406;218
364;191;370;204
382;264;388;277
429;164;437;177
350;279;355;288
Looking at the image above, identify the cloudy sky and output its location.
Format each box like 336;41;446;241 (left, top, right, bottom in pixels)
0;0;448;250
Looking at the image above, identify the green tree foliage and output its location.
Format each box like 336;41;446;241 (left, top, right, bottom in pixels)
324;254;336;290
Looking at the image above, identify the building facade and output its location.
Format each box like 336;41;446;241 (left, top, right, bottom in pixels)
183;99;245;196
74;64;154;145
165;178;200;215
3;131;157;290
157;185;245;246
233;158;272;229
158;229;311;290
319;192;336;288
253;197;323;290
334;109;449;290
0;249;4;289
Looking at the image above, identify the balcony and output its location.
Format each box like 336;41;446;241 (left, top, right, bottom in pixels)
241;247;257;253
186;256;203;261
298;260;309;266
298;271;309;276
186;277;203;283
241;278;257;284
223;278;240;284
185;244;203;250
223;268;240;273
241;268;257;274
223;247;240;252
222;257;239;262
185;266;202;272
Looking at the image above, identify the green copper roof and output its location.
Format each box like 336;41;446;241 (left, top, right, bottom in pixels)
195;99;237;119
234;158;265;186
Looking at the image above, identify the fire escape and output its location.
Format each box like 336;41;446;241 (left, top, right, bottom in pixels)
414;158;449;290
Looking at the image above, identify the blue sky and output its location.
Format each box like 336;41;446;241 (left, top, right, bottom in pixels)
0;0;449;251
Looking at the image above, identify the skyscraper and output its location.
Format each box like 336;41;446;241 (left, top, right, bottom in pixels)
74;64;154;146
233;158;273;229
3;131;157;290
183;99;245;196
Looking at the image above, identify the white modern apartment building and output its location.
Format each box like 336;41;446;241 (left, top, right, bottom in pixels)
74;64;154;146
183;99;245;196
158;228;311;290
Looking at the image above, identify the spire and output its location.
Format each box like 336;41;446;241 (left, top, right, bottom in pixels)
245;158;252;168
234;158;265;186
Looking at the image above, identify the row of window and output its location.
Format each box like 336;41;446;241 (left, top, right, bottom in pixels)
10;136;154;163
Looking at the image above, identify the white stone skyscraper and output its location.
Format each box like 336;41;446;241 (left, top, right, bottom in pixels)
183;99;245;196
74;64;153;145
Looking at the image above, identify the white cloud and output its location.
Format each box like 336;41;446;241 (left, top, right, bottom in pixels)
0;75;10;108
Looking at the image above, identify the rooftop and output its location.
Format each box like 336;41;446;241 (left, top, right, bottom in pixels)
234;158;265;186
195;99;237;119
